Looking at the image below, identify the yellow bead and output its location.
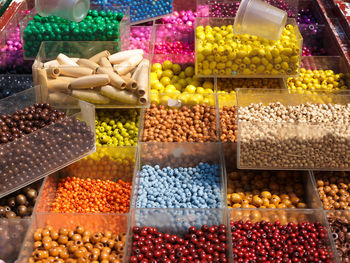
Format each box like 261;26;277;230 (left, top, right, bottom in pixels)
209;61;217;69
274;56;282;64
217;63;225;69
251;56;260;64
203;69;212;75
243;57;251;64
196;53;205;63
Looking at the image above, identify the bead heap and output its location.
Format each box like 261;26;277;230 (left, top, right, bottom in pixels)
231;220;333;262
227;171;308;208
129;26;152;53
136;163;222;208
150;60;214;96
0;75;33;99
131;0;173;23
239;102;350;169
287;68;348;91
0;182;40;218
0;25;33;74
196;24;301;76
29;226;126;263
143;104;217;142
328;214;350;262
23;9;124;57
51;176;132;213
219;106;237;142
315;171;350;210
95;109;139;146
130;224;228;262
159;10;200;26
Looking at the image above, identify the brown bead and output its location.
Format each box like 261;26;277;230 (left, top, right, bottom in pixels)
75;226;85;235
34;231;42;241
59;228;68;236
58;235;68;245
91;232;102;244
99;251;109;260
59;249;69;259
49;247;60;257
72;234;82;241
84;243;93;252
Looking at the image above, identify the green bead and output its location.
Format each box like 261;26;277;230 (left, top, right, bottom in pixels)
92;10;98;17
63;35;70;40
99;10;106;17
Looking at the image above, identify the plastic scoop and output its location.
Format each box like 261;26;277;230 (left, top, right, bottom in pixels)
35;0;90;22
233;0;287;40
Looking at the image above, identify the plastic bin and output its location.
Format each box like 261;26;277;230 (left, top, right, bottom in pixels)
197;0;298;18
124;208;231;262
35;146;136;213
300;24;342;56
0;86;96;198
226;170;322;209
91;0;173;24
286;56;350;95
153;24;194;55
0;218;31;263
18;213;128;263
20;4;130;59
195;17;303;78
236;88;350;170
142;94;218;142
326;210;350;263
0;75;32;99
32;41;150;108
229;209;338;262
131;142;226;209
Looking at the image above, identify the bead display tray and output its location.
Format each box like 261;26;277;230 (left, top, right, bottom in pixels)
0;86;96;199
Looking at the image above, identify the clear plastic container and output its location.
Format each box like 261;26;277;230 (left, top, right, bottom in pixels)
226;170;323;209
236;88;350;170
141;93;219;142
229;208;338;262
32;41;150;108
131;142;226;209
326;210;350;263
233;0;287;41
300;24;342;56
195;17;303;78
0;218;31;263
0;75;33;99
286;56;350;95
20;3;130;59
152;24;195;55
196;0;298;18
35;146;136;213
35;0;90;22
0;2;32;74
124;208;231;262
0;86;96;198
18;213;128;263
0;179;45;263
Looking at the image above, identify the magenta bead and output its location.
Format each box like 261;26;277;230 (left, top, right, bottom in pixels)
129;26;152;54
160;10;199;25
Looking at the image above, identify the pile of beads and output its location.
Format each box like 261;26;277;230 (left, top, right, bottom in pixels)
0;182;40;218
195;24;301;76
150;60;214;95
23;9;124;57
302;45;327;56
95;109;139;146
219;106;237;142
159;10;200;26
130;224;228;262
231;220;332;262
29;225;126;263
131;0;172;23
287;68;348;91
0;25;33;74
142;104;217;142
315;171;350;210
51;176;132;213
154;41;194;55
328;214;350;262
129;26;152;53
227;170;308;208
136;163;222;208
298;8;319;26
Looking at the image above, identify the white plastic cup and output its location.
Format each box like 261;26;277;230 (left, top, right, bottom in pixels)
35;0;90;22
233;0;287;40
